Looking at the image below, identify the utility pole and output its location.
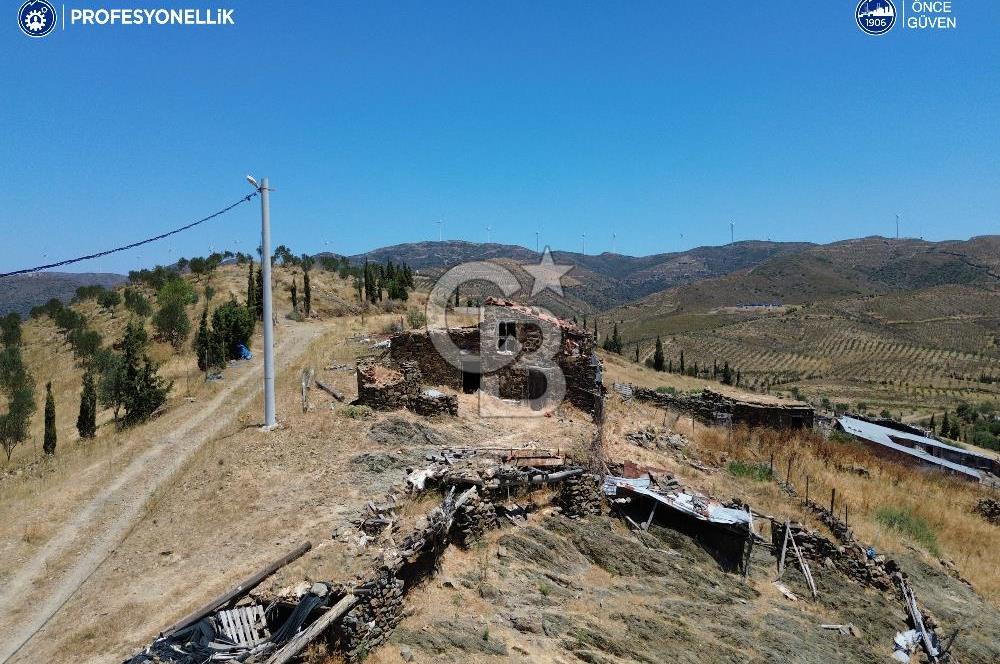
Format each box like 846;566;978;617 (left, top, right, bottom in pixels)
252;176;277;429
486;225;492;243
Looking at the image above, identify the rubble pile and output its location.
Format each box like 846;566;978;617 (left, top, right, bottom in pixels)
558;474;602;517
974;497;1000;525
335;567;405;664
625;427;688;451
772;521;895;591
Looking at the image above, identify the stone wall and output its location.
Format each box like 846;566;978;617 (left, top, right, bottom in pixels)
557;474;602;518
355;360;457;416
335;566;405;663
633;387;814;429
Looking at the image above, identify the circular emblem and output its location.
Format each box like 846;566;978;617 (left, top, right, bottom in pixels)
856;0;896;36
18;0;57;38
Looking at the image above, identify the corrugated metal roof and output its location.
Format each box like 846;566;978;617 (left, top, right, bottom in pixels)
838;416;982;480
605;476;751;528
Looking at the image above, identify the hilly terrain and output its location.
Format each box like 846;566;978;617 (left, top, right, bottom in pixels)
605;236;1000;415
0;272;126;318
352;239;814;312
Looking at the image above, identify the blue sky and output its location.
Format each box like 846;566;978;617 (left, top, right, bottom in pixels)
2;1;998;274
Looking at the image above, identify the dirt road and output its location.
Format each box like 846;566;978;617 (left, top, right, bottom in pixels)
0;321;323;664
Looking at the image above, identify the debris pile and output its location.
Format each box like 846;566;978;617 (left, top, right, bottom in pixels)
973;497;1000;525
771;521;895;591
625;427;688;451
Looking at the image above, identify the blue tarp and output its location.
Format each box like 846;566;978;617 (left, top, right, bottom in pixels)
237;344;252;360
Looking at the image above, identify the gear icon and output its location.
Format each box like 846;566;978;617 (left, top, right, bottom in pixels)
24;9;47;33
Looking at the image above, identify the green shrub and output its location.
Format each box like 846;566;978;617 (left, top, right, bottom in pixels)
212;298;255;359
338;405;372;419
875;506;940;556
655;386;677;395
406;308;427;329
726;460;773;482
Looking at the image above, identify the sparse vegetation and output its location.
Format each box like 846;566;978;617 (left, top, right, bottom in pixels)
875;506;940;556
726;460;772;481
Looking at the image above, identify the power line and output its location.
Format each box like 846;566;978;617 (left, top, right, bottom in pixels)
0;192;258;278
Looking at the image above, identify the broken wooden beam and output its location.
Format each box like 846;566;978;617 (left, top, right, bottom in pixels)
162;541;312;637
261;593;358;664
315;379;345;402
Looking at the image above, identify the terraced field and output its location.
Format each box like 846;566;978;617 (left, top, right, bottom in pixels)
629;284;1000;414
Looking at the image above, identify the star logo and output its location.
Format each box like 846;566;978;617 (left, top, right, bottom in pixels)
522;247;573;297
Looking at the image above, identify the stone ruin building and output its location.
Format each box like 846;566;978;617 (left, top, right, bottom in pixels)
386;298;604;418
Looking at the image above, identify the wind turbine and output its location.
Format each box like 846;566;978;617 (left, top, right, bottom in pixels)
581;233;586;255
730;221;735;245
486;225;493;243
896;213;901;240
612;232;616;254
436;219;443;242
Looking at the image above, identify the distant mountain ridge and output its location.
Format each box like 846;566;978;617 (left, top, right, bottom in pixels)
0;272;126;318
351;239;815;314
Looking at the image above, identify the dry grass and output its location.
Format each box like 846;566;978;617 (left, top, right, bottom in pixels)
690;423;1000;602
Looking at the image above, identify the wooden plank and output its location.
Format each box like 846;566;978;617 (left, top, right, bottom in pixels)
777;521;790;578
787;530;817;598
162;541;312;637
263;594;359;664
315;379;345;402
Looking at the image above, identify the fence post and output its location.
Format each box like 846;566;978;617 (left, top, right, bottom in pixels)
830;488;836;515
769;453;774;477
786;456;793;484
805;476;810;505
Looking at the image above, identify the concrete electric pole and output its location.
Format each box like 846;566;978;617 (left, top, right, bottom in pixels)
248;175;276;429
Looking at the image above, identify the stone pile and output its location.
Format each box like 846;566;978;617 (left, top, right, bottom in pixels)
974;497;1000;525
453;492;499;547
558;474;602;517
336;566;405;663
774;521;896;592
625;427;688;451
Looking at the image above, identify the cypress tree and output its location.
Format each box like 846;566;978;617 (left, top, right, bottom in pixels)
635;343;641;363
929;414;936;431
246;259;255;311
940;410;949;435
291;278;298;311
721;361;733;385
195;308;212;371
653;336;665;372
303;269;312;316
255;268;264;320
43;382;56;455
679;351;685;374
668;359;673;373
736;369;741;386
77;369;97;439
